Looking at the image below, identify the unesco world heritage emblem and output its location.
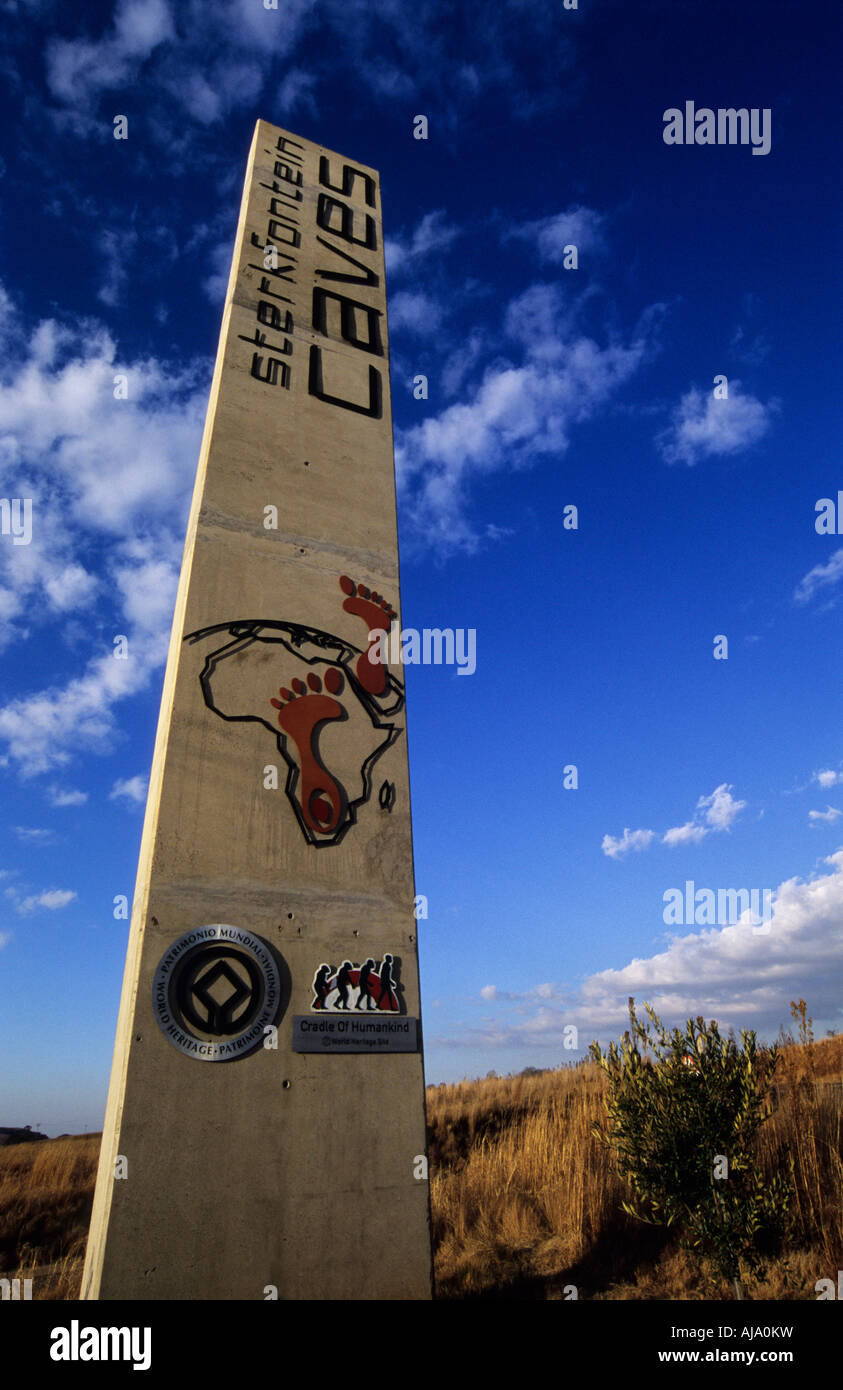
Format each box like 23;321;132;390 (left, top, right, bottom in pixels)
152;926;281;1061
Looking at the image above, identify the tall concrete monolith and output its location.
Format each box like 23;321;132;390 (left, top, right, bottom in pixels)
82;119;432;1300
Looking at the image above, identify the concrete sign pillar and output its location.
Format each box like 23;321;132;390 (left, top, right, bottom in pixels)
82;120;432;1301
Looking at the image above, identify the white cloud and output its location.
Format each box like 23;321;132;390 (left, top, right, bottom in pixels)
114;0;174;55
179;72;223;124
110;774;148;805
698;783;746;831
42;0;575;153
601;827;656;859
46;0;316;139
276;67;318;116
578;850;843;1034
509;205;606;263
14;826;53;842
113;536;183;643
384;211;459;278
0;931;10;949
794;548;843;606
1;657;141;775
46;0;175;105
809;806;842;824
606;784;746;858
658;382;775;467
479;982;564;1005
388;291;443;337
17;888;77;914
185;207;238;305
396;284;657;553
0;290;204;774
0;319;205;532
662;820;707;847
443;849;843;1050
440;330;487;399
815;769;843;788
502;283;582;359
662;786;745;847
729;324;769;366
97;229;138;308
0;542;181;775
47;787;88;807
229;0;315;55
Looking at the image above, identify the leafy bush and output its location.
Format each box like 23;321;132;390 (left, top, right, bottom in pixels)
590;999;793;1297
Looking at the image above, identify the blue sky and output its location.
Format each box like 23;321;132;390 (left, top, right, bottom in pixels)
0;0;841;1131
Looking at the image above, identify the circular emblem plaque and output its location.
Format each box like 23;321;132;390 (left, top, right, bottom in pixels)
152;925;280;1061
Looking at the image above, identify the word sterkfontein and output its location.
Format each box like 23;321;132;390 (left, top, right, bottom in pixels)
368;624;476;676
663;881;773;931
663;103;771;155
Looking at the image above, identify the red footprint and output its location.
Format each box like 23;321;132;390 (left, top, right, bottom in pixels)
339;574;396;697
270;669;346;834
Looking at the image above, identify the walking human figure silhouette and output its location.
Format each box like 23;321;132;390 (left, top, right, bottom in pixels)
335;960;353;1010
378;953;398;1011
312;963;332;1011
356;958;376;1009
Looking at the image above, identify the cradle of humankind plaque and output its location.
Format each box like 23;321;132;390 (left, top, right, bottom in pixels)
292;952;420;1051
82;120;432;1302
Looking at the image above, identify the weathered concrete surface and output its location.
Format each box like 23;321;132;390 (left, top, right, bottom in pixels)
82;120;432;1300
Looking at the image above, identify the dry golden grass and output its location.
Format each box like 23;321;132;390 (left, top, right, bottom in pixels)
0;1134;99;1299
2;1032;840;1300
428;1035;843;1300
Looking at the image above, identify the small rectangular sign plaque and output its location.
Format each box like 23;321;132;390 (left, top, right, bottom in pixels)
293;1015;419;1053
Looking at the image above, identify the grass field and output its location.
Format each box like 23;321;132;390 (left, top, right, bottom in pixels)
428;1031;843;1299
3;1027;841;1300
0;1132;99;1300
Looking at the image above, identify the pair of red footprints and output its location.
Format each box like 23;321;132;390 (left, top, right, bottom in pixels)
268;576;396;835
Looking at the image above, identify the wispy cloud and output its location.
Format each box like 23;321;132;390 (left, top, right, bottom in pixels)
481;981;562;1003
697;783;745;831
97;228;138;308
661;820;707;847
384;211;460;278
43;0;315;149
809;806;842;824
601;827;656;859
0;545;180;775
448;849;843;1050
276;67;318;117
46;0;175;106
508;205;606;263
17;887;77;914
0;290;204;773
602;784;746;858
729;323;769;366
794;548;843;606
396;283;661;553
109;774;148;805
47;787;88;807
388;291;444;337
658;381;776;466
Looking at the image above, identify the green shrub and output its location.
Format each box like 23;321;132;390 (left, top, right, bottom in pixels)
590;999;793;1297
